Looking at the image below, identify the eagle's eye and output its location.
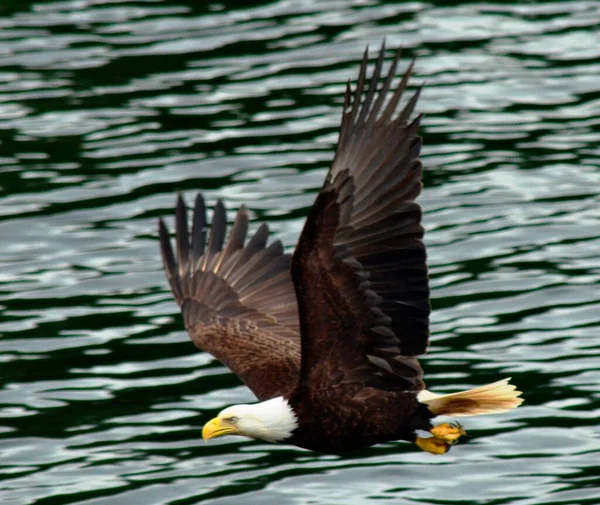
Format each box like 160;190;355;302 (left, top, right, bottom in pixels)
226;416;239;425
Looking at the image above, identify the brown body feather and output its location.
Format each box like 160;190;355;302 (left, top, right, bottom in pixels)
159;44;520;454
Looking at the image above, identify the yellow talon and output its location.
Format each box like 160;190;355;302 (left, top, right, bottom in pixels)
430;422;466;444
415;436;450;455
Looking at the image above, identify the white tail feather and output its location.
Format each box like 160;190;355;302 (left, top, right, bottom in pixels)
417;378;523;417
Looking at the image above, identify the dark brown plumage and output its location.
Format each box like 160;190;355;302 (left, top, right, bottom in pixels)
159;194;301;401
159;43;522;454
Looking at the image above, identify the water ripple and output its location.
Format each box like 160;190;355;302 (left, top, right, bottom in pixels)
1;1;599;504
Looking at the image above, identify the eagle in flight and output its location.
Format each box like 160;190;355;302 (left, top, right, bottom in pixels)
158;44;522;455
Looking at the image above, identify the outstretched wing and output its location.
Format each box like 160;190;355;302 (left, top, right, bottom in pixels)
292;44;429;394
159;194;301;401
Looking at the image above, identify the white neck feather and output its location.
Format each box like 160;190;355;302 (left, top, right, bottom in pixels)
221;397;298;443
252;397;298;442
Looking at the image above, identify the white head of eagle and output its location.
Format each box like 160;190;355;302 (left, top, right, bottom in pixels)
202;397;299;443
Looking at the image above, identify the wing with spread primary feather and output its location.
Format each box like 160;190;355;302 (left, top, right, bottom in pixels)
159;194;301;401
292;44;430;394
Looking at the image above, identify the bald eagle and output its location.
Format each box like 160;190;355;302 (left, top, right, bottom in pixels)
158;44;523;455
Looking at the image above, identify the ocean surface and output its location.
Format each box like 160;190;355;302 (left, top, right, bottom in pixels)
1;1;599;504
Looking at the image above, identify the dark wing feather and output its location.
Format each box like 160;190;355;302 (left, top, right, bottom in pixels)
159;194;301;401
292;44;429;394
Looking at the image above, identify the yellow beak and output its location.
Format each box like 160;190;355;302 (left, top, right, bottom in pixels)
202;417;236;441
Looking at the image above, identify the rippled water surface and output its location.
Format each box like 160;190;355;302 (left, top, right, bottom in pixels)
1;1;600;504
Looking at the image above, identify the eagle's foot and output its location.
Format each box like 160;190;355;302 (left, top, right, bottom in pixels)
430;422;466;444
415;422;466;454
415;436;450;455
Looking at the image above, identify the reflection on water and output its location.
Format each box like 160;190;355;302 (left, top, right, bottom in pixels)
1;1;599;504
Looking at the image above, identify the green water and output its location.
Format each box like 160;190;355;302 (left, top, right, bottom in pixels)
1;1;599;504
